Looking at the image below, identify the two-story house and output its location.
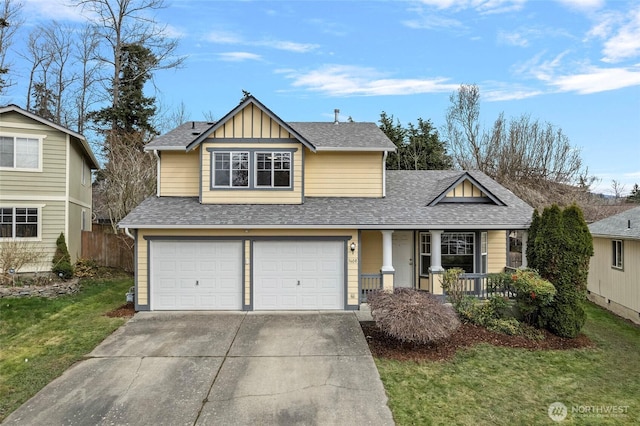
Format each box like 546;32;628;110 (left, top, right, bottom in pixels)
119;96;533;311
0;105;99;272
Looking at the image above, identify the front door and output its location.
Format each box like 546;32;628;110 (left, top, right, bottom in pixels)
392;231;413;288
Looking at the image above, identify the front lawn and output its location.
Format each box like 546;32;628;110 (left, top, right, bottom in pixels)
376;302;640;425
0;278;133;421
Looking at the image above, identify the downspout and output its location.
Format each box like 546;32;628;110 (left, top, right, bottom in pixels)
382;151;388;198
124;227;134;240
154;150;160;197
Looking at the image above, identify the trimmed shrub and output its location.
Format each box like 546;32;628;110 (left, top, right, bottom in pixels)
367;288;460;344
440;267;466;305
52;233;74;279
508;269;556;325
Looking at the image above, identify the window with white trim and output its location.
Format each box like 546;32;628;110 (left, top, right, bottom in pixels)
612;240;623;269
481;232;488;273
419;233;431;275
0;136;40;170
0;207;39;238
213;152;249;187
256;152;291;188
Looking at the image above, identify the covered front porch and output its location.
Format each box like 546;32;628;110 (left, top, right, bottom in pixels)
358;229;527;302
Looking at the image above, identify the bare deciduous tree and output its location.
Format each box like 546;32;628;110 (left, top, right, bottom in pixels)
611;179;625;199
0;239;46;285
95;132;156;233
0;0;22;95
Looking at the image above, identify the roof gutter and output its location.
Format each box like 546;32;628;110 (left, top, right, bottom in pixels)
123;227;135;240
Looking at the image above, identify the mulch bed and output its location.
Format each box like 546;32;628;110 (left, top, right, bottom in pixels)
105;302;136;318
361;321;594;362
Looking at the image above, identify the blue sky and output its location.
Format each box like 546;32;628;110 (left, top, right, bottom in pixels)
5;0;640;195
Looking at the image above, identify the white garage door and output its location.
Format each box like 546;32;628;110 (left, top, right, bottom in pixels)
253;241;344;310
151;240;242;310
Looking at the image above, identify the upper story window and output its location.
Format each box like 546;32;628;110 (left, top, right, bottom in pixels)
213;152;249;187
256;152;291;188
612;240;623;269
0;207;39;239
0;136;41;171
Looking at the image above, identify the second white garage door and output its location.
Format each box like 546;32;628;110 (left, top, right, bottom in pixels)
253;241;344;310
151;240;242;310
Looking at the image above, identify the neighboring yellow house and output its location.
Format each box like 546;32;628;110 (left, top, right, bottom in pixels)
587;206;640;324
119;96;533;311
0;105;99;272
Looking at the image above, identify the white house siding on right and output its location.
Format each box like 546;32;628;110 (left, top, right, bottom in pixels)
587;237;640;324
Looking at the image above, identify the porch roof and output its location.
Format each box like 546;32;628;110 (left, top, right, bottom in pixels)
119;170;533;230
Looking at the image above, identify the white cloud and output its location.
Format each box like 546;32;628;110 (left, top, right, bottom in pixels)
258;40;319;53
403;15;465;30
550;66;640;94
23;0;88;22
204;30;243;44
281;65;459;96
555;0;604;12
497;30;530;47
416;0;526;14
218;52;262;62
601;7;640;63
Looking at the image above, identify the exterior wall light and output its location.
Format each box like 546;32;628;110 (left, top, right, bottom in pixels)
350;242;356;253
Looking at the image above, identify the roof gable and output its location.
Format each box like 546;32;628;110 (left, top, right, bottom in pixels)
185;96;315;152
428;172;506;206
0;104;100;169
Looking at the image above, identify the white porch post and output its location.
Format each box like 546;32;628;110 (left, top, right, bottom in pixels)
521;230;528;268
429;230;444;273
380;230;394;290
429;230;445;294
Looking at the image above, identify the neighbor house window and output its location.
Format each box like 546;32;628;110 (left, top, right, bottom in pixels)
256;152;291;188
612;240;623;269
442;232;475;273
419;233;431;275
213;152;249;187
0;207;39;238
0;136;40;170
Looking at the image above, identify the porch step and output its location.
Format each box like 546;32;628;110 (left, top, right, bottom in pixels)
355;303;373;322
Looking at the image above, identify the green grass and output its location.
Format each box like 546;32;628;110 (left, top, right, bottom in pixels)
0;278;133;421
376;302;640;425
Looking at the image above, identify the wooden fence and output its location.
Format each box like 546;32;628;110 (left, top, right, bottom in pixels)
81;224;134;272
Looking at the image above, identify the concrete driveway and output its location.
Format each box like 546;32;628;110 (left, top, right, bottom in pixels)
3;312;394;426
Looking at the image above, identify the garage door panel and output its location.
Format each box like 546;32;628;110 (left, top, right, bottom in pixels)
254;241;344;310
151;241;242;310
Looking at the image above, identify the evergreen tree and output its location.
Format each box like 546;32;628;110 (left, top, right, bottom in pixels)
526;209;540;270
89;43;158;150
628;183;640;203
52;232;73;279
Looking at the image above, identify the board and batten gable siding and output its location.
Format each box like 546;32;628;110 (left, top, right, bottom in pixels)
212;103;295;139
587;237;640;323
159;149;200;197
0;111;66;197
136;228;359;310
446;179;486;198
304;150;384;197
200;141;303;204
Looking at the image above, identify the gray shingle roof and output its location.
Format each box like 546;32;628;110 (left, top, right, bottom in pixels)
145;120;395;151
119;170;533;230
588;205;640;240
288;122;396;150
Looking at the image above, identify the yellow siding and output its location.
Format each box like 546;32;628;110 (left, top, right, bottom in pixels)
136;228;359;308
304;150;383;197
588;237;640;320
160;149;200;196
487;230;507;273
200;142;303;204
361;231;382;274
212;104;293;139
446;179;485;198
